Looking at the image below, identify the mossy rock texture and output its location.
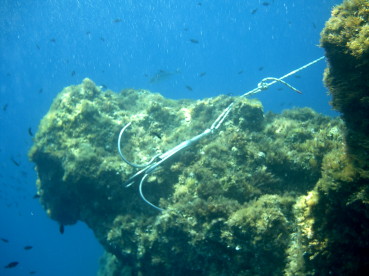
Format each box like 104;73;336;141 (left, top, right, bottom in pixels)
29;78;346;275
321;0;369;169
295;0;369;275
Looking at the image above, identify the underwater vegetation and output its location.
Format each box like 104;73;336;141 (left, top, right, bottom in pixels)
321;0;369;169
298;0;369;275
29;77;344;275
28;1;369;275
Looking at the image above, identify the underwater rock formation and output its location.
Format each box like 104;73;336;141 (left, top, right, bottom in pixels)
28;3;369;273
321;0;369;169
29;78;345;275
291;0;369;275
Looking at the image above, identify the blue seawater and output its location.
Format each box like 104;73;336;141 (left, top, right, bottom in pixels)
0;1;342;275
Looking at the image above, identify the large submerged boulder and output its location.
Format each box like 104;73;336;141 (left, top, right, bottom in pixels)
29;78;344;275
28;2;369;274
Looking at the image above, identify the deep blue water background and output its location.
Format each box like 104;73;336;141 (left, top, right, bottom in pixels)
1;1;342;275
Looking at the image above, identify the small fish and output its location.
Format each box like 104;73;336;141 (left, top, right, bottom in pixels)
197;2;202;6
10;157;20;167
294;75;301;79
28;127;33;137
71;70;76;76
2;104;8;111
262;2;270;6
36;44;40;50
312;23;317;29
1;238;9;243
199;72;207;77
59;224;64;234
24;246;33;250
149;69;180;83
5;261;19;268
49;38;56;43
86;31;91;35
33;194;40;199
258;66;264;71
185;85;193;91
38;88;43;94
100;37;105;41
237;70;244;75
29;271;36;274
189;39;199;44
251;9;258;14
113;18;122;23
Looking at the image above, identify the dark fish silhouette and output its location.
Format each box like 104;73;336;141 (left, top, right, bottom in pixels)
113;18;122;23
262;2;270;6
59;224;64;234
10;157;20;167
33;194;40;199
5;261;19;268
1;238;9;243
3;104;8;111
238;70;244;75
149;69;180;83
189;39;199;44
199;72;207;77
49;38;56;43
258;66;264;71
28;127;33;137
251;9;258;14
24;246;33;250
71;70;76;76
38;88;43;94
185;85;193;91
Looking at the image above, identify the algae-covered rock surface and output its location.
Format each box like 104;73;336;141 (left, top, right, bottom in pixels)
28;1;369;275
321;0;369;169
295;0;369;275
29;78;346;275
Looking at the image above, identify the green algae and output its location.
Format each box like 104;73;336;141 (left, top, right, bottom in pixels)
287;0;369;274
28;2;369;274
29;76;347;275
321;0;369;170
28;4;369;271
